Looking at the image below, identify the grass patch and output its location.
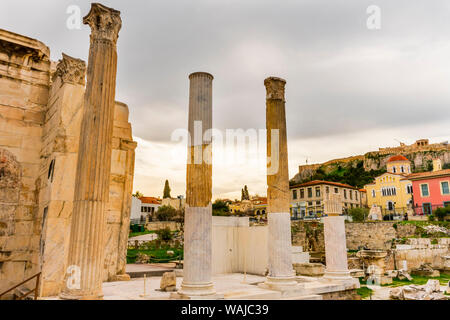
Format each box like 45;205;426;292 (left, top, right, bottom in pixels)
397;220;449;228
382;273;450;288
127;247;183;264
357;285;373;299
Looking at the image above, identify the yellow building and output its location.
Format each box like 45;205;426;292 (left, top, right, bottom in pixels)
364;155;413;214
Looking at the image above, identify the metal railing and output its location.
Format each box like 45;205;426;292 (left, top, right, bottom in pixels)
0;272;41;300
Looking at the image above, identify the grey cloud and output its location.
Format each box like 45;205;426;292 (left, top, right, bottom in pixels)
2;0;449;145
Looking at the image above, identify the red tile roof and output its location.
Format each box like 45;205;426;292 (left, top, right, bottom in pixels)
290;180;359;190
388;155;409;162
407;169;450;181
139;196;161;204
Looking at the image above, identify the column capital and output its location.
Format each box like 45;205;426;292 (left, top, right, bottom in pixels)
54;53;86;85
324;193;343;216
189;72;214;80
83;3;122;44
264;76;286;101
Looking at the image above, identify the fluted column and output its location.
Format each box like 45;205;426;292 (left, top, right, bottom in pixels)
178;72;215;297
264;77;296;290
323;193;353;281
60;3;122;300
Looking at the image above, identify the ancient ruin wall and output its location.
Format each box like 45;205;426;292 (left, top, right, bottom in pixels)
0;29;136;296
291;221;417;252
0;30;51;288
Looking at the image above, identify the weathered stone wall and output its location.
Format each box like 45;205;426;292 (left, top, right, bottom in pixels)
291;221;418;252
291;221;325;252
104;101;137;281
0;30;51;290
345;222;397;250
38;56;86;296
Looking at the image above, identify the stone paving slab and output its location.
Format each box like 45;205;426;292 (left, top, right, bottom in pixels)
101;273;356;300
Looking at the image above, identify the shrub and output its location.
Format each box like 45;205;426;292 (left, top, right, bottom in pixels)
434;207;450;221
155;227;173;241
428;214;435;222
155;205;177;221
212;200;230;216
348;208;369;222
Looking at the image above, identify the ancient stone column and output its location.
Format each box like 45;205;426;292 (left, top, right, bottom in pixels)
177;72;215;297
264;77;297;290
60;3;122;300
323;193;353;281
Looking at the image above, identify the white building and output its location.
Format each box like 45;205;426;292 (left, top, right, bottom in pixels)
130;196;162;224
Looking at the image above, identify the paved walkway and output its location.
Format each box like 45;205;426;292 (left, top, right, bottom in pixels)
128;233;157;242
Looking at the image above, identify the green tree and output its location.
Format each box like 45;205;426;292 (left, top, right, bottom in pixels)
244;185;250;200
155;205;176;221
163;180;171;199
133;191;143;198
349;208;369;222
212;200;230;216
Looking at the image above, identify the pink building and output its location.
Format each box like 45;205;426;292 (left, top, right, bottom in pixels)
408;160;450;215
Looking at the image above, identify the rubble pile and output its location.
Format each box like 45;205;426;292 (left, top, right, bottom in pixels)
423;225;449;235
389;280;447;300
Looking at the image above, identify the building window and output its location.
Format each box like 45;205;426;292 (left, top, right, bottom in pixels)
344;189;347;199
307;188;312;198
400;166;405;173
349;190;353;200
393;166;397;173
372;190;376;197
300;189;305;198
420;184;429;197
326;186;329;194
334;188;339;194
441;181;449;195
382;187;396;196
293;190;298;200
355;191;358;201
308;202;313;206
316;201;321;205
423;203;432;215
387;201;394;211
315;187;320;197
406;184;413;194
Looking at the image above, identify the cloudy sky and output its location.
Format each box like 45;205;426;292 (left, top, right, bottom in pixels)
2;0;450;200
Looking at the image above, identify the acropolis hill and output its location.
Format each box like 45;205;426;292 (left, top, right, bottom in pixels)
291;139;450;186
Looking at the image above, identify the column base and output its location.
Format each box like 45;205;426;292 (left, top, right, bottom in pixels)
177;281;216;297
322;270;359;287
261;275;298;291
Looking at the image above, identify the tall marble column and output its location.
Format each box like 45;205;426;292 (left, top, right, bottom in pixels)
264;77;297;290
178;72;216;297
60;3;122;300
323;193;353;281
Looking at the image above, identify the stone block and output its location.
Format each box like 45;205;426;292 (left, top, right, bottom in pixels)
293;263;325;277
160;272;177;292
